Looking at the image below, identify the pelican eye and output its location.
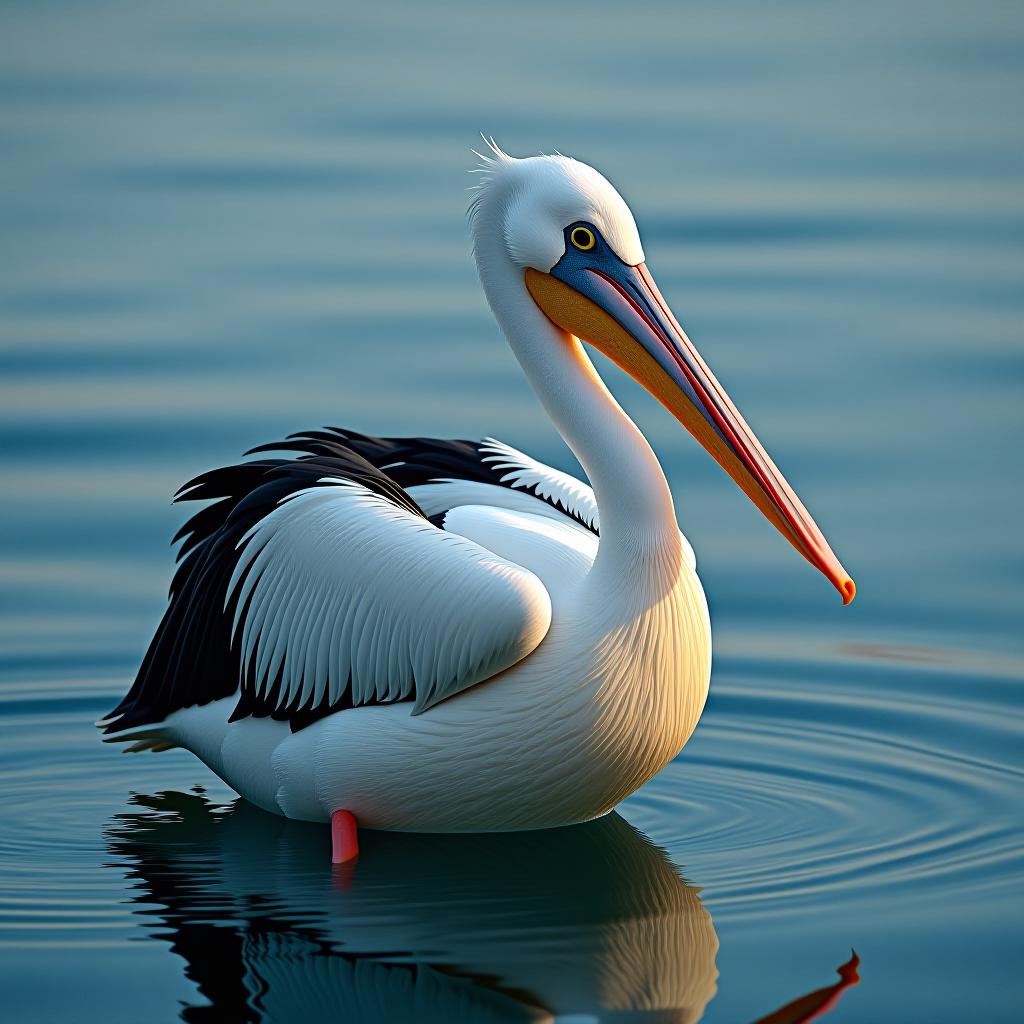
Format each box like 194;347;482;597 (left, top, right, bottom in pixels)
569;225;596;251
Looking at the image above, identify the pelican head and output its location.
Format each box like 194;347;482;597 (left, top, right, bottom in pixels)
471;141;855;604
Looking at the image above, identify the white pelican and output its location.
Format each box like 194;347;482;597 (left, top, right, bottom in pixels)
101;142;854;863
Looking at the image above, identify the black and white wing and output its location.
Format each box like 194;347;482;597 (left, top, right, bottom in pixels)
102;435;552;737
272;428;600;534
284;428;692;567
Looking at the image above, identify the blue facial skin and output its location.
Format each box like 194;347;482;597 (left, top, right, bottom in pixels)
548;223;730;449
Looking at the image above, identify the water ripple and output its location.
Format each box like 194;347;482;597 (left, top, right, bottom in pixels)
0;647;1018;952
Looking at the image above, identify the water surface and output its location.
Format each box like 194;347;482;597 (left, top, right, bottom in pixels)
1;2;1022;1021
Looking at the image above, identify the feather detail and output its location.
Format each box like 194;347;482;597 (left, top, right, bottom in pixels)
102;430;553;736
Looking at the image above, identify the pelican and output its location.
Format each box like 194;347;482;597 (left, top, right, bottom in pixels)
101;142;854;862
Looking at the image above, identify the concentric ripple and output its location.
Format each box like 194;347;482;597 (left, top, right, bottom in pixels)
1;639;1020;957
623;641;1024;924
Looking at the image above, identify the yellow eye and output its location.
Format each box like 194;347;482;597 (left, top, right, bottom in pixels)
570;226;596;251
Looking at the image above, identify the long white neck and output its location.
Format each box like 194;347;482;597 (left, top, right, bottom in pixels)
473;220;682;584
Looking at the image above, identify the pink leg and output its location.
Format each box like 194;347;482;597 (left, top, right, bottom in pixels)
331;809;359;865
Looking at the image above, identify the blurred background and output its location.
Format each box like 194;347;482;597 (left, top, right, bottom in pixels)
1;2;1021;1022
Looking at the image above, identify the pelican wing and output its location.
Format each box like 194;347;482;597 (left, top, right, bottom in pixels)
102;435;551;736
227;479;551;717
266;428;600;534
288;428;693;569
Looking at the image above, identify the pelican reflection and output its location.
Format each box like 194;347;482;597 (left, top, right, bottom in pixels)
106;790;719;1022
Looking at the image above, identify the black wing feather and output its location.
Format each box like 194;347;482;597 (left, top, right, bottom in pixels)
103;439;427;736
276;427;599;534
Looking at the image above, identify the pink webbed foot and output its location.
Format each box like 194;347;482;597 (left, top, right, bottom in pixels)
331;809;359;865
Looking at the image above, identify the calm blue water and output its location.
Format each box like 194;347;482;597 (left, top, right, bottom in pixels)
1;2;1022;1021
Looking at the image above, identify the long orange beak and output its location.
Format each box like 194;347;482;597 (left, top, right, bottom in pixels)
526;256;855;604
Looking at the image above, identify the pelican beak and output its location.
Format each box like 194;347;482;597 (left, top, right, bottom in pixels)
525;257;855;604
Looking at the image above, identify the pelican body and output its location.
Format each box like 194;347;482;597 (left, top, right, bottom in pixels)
102;144;853;840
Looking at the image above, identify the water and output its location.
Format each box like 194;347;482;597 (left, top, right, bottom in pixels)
1;1;1022;1020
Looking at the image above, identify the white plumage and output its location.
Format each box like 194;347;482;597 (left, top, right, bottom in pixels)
477;437;600;531
228;479;552;716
